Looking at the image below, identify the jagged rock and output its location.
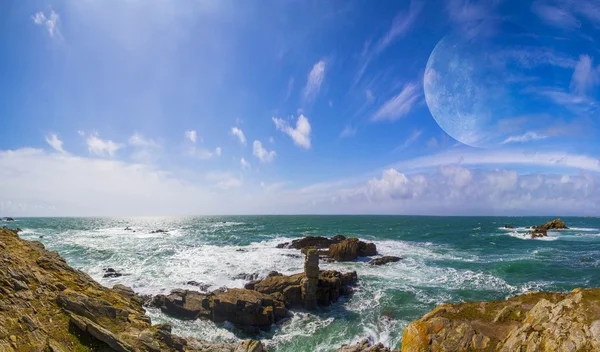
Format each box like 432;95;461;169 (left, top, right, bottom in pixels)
503;225;514;229
401;288;600;352
5;217;14;221
151;288;287;329
234;273;260;281
150;229;168;234
186;281;212;291
103;267;123;278
276;235;346;249
302;248;319;309
113;284;145;306
328;238;378;261
267;271;282;277
368;256;402;265
337;339;392;352
0;227;266;352
527;218;569;238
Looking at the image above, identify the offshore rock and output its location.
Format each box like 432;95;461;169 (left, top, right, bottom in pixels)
276;235;346;249
329;238;377;261
527;218;569;238
368;256;402;266
337;339;392;352
401;288;600;352
0;227;267;352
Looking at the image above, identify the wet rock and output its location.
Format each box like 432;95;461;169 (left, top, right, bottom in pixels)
124;226;132;231
234;273;260;281
103;268;123;278
527;218;569;238
186;281;211;291
503;225;514;229
150;229;168;234
267;271;282;278
368;256;403;266
337;339;391;352
277;235;347;250
5;217;14;221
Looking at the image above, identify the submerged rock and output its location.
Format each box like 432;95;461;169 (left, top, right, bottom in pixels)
401;288;600;352
368;256;402;266
0;227;267;351
103;267;123;278
337;339;392;352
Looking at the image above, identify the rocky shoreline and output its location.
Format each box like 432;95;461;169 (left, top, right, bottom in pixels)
3;224;600;352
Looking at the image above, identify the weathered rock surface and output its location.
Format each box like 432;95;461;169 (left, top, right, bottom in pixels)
329;238;378;261
0;227;267;352
276;235;346;249
337;339;393;352
401;288;600;352
368;256;402;266
527;218;569;238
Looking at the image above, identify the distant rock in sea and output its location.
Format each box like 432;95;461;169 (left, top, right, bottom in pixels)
277;235;378;262
527;218;569;238
368;256;403;266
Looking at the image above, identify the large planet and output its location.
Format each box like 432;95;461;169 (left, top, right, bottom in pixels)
423;24;597;148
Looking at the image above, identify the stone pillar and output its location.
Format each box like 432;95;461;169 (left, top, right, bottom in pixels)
301;247;319;309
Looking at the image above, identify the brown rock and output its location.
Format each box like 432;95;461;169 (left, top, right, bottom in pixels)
336;339;391;351
277;235;347;249
368;256;403;266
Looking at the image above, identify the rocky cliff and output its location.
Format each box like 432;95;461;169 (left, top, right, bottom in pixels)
0;227;266;352
401;288;600;352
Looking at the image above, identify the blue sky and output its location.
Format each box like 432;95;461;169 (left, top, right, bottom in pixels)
1;0;600;216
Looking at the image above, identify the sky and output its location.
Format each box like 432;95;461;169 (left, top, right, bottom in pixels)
1;0;600;216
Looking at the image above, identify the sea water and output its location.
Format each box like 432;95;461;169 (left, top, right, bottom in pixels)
6;216;600;351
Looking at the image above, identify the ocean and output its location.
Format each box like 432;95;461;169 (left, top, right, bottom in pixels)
5;216;600;351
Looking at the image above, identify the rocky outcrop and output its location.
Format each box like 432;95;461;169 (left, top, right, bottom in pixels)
329;238;378;261
401;288;600;352
276;235;346;249
4;217;14;221
337;339;393;352
0;227;266;352
368;256;402;266
150;288;288;331
527;218;569;238
301;248;319;309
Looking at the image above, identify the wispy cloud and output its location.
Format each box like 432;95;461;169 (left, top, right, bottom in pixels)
532;1;581;28
355;0;422;85
206;172;242;190
446;0;499;37
284;77;294;102
231;127;247;146
272;115;311;149
185;130;198;143
86;133;121;157
129;133;161;163
253;140;276;163
45;134;66;154
393;130;423;152
340;125;357;138
501;132;548;144
189;146;221;159
371;82;421;122
570;54;599;96
241;157;251;170
303;60;326;101
32;10;60;38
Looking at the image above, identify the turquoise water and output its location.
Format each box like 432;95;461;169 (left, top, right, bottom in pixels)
5;216;600;351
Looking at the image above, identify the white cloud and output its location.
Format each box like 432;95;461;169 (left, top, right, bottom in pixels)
86;133;122;157
241;157;251;170
32;10;60;37
187;146;222;159
253;140;276;163
272;115;311;149
185;130;198;143
570;55;599;96
129;133;159;148
371;82;421;121
45;134;67;154
375;0;423;53
501;132;548;144
231;127;247;145
303;60;326;101
129;133;161;163
285;77;294;101
206;172;242;190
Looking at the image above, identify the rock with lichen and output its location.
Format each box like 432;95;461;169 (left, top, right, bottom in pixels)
0;227;267;352
401;288;600;352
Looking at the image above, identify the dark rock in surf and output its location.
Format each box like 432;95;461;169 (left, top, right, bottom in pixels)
103;268;123;278
5;217;14;221
368;256;403;266
186;281;211;291
504;225;515;229
277;235;347;250
527;218;569;238
150;229;168;234
234;273;260;281
336;339;391;352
